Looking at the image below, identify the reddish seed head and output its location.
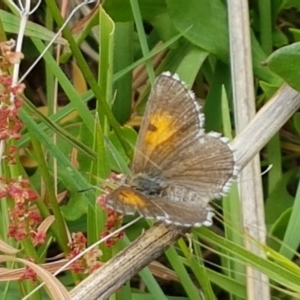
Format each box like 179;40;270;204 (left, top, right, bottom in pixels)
31;230;46;245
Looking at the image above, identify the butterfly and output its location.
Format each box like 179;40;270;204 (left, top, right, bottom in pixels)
106;72;238;227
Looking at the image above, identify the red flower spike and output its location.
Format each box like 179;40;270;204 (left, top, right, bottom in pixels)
68;231;102;275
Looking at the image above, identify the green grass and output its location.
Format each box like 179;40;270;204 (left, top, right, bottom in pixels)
1;0;300;299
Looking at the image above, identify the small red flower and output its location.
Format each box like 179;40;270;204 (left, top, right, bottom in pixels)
20;260;37;283
69;259;85;274
31;230;46;245
8;222;26;241
28;211;42;224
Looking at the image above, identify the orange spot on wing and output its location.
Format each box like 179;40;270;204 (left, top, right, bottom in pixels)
118;189;148;207
145;113;177;148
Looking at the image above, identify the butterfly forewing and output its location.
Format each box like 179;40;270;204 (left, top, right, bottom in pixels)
131;73;203;175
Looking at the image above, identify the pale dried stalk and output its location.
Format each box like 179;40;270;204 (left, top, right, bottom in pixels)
70;223;186;300
69;84;300;300
227;0;270;298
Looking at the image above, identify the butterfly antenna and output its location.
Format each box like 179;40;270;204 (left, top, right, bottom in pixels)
77;183;107;195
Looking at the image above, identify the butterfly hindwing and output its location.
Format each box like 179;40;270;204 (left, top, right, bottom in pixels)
107;186;165;217
107;186;214;227
162;133;237;200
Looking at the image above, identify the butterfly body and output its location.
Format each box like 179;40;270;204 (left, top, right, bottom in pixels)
107;72;238;227
129;173;165;196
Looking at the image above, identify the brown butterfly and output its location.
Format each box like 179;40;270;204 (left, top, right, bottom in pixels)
106;72;238;227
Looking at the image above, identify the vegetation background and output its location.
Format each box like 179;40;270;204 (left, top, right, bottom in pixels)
1;0;300;299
